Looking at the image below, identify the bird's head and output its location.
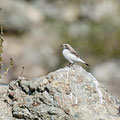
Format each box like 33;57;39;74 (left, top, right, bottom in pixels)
60;44;70;49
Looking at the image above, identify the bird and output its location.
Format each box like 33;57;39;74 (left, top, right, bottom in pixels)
61;44;89;66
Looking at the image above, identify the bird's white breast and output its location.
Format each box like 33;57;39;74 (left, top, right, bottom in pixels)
62;49;71;59
62;49;79;63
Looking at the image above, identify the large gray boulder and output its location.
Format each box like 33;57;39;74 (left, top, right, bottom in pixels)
5;65;119;120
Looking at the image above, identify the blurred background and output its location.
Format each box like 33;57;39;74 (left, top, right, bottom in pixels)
0;0;120;98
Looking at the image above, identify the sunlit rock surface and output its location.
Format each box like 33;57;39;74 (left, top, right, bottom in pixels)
0;85;13;120
6;65;120;120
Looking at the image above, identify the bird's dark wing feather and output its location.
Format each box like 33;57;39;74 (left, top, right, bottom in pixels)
70;47;79;57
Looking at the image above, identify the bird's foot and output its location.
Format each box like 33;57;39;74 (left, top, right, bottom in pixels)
67;63;75;67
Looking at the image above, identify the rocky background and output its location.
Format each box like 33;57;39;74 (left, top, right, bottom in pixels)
1;65;120;120
0;0;120;99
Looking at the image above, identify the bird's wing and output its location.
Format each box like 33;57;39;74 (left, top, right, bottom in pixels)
69;46;89;66
70;47;79;57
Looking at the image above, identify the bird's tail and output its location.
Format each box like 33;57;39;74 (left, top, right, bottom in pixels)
85;63;89;66
78;58;89;66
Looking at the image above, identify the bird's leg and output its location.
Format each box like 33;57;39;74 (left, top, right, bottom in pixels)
71;63;76;70
67;62;75;67
68;62;73;67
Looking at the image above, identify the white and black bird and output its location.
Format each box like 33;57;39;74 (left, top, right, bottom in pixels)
61;44;89;66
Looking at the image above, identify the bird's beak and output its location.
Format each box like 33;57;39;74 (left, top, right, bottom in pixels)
60;45;63;47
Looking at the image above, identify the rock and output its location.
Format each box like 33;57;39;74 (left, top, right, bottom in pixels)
0;85;13;120
5;65;120;120
91;60;120;99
